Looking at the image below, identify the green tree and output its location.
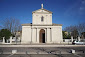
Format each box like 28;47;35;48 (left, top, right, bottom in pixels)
67;34;71;39
62;31;71;39
0;29;12;41
62;31;67;39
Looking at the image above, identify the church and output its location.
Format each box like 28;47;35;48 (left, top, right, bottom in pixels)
21;4;63;44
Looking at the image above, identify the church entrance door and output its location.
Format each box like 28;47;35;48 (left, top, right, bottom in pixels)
39;29;45;43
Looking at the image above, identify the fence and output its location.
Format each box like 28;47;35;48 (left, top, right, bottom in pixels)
0;37;21;44
63;39;85;42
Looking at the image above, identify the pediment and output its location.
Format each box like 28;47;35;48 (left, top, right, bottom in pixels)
32;9;52;14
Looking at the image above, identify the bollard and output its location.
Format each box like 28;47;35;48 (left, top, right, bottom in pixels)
2;37;5;44
12;50;17;54
26;51;29;54
10;36;12;44
71;49;75;54
37;51;39;54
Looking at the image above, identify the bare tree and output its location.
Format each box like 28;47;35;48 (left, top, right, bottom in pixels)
1;18;21;33
71;29;79;38
64;25;77;32
64;22;85;38
0;26;2;29
81;32;85;39
77;23;85;36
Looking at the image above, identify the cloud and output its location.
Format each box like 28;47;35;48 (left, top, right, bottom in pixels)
80;7;85;10
79;0;85;14
82;0;85;4
63;0;85;19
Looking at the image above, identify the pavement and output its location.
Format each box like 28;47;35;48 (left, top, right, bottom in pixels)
0;45;85;57
0;44;85;47
0;54;85;57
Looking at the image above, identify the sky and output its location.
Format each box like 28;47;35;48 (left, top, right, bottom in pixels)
0;0;85;29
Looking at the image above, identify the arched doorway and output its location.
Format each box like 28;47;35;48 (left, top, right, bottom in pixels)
39;29;45;43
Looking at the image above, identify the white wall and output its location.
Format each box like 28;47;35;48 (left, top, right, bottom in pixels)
32;28;37;43
21;26;31;44
21;25;63;44
52;26;63;43
32;11;52;25
47;28;51;43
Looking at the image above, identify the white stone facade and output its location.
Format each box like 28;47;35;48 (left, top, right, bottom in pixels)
21;4;63;44
32;10;52;25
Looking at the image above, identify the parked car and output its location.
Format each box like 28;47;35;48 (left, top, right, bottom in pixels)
72;40;85;45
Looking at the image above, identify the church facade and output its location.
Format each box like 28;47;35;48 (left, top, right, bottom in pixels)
21;4;63;44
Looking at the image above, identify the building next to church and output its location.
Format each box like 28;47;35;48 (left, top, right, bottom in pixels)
21;4;63;44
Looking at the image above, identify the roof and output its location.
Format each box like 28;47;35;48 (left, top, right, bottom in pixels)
22;23;62;26
32;8;52;14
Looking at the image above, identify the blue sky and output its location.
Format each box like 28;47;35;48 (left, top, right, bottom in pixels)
0;0;85;29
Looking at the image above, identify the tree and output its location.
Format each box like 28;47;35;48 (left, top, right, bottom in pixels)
77;23;85;36
81;32;85;39
71;29;79;38
1;18;22;33
62;31;67;39
62;31;71;39
0;29;12;42
67;33;71;39
64;25;77;32
64;22;85;38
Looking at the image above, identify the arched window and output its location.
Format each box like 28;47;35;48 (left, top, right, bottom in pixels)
41;16;44;22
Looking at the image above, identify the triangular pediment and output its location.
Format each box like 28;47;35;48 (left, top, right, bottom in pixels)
32;9;52;14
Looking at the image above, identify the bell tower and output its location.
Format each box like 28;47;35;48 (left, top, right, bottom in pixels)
32;4;52;25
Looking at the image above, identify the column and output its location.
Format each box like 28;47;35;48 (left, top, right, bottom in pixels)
47;28;50;43
3;37;5;44
36;28;37;42
71;36;73;42
37;28;39;43
32;28;37;43
45;28;47;43
31;28;32;43
10;36;12;44
78;36;80;41
49;28;52;42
